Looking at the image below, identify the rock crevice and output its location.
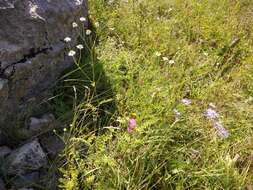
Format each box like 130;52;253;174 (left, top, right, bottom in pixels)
0;46;52;79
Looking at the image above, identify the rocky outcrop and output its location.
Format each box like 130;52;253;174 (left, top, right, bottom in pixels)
23;113;57;137
0;1;89;188
40;133;65;159
0;115;66;189
5;139;47;175
0;0;88;127
11;172;40;189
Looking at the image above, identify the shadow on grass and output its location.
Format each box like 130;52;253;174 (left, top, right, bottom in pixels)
50;38;117;135
43;25;118;190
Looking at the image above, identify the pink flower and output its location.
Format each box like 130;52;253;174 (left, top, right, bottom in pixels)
127;118;136;133
127;127;134;133
129;118;136;128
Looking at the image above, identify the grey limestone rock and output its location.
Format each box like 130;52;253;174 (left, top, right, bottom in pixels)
11;172;39;189
26;113;56;137
0;0;88;127
5;139;47;175
40;133;65;158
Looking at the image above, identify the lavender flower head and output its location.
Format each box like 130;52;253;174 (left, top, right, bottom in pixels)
204;108;219;120
213;121;229;139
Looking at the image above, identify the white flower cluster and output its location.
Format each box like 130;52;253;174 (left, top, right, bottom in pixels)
155;52;175;64
64;16;95;57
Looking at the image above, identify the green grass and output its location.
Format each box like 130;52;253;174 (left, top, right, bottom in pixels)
57;0;253;189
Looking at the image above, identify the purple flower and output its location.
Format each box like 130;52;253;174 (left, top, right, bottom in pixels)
128;118;136;133
204;108;219;120
181;98;191;105
213;121;229;139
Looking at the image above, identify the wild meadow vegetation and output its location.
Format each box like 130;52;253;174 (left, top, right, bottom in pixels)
57;0;253;189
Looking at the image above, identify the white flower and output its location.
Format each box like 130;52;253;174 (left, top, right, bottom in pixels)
86;29;92;35
169;60;175;64
108;0;114;4
72;22;78;28
76;44;84;50
68;50;76;57
162;57;169;61
203;52;208;56
80;17;86;22
94;22;100;27
64;37;71;42
181;98;191;105
155;51;161;57
173;109;181;120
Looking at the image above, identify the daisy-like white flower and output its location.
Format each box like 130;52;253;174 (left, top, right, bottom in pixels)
72;22;78;28
204;108;219;120
169;60;175;64
86;29;92;35
162;57;169;61
80;17;86;22
76;44;84;50
181;98;191;105
155;51;161;57
64;37;71;42
68;50;76;57
94;22;100;27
